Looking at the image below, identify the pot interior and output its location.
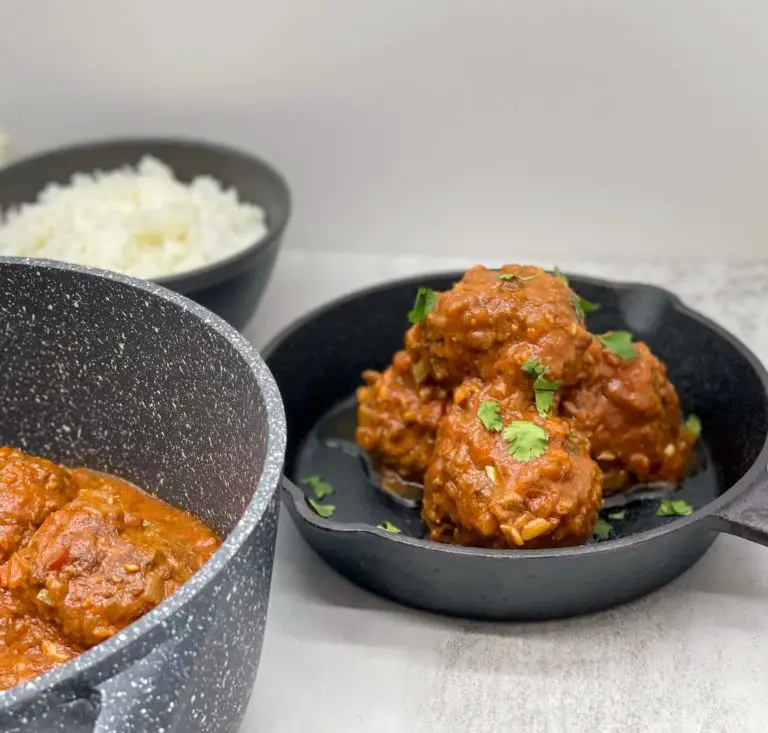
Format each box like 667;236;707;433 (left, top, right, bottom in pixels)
0;261;270;536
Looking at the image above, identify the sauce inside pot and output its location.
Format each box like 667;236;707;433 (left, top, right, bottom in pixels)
0;447;220;690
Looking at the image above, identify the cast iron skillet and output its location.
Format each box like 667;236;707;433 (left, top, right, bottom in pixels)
0;138;291;330
0;257;286;732
264;271;768;621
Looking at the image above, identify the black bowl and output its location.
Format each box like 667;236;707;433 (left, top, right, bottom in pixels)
264;271;768;620
0;138;291;330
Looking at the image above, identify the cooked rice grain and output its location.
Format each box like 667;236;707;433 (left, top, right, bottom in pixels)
0;156;267;278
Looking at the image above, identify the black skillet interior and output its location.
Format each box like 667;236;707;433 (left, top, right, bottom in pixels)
265;272;768;618
270;272;764;537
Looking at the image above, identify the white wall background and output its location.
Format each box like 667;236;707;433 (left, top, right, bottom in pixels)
1;0;767;260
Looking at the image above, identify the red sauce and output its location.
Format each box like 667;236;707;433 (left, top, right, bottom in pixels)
0;448;220;690
356;265;695;549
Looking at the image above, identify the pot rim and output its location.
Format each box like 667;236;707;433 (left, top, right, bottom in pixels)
266;268;768;560
0;255;286;708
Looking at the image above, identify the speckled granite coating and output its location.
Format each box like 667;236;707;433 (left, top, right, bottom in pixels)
0;257;286;732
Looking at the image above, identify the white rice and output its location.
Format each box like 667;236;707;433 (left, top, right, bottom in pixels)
0;156;268;278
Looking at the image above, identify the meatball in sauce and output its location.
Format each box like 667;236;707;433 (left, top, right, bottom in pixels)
356;349;449;486
0;451;219;690
563;338;695;492
406;264;593;387
356;264;695;549
424;380;602;549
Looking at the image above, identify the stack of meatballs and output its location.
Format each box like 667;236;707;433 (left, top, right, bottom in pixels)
356;265;695;549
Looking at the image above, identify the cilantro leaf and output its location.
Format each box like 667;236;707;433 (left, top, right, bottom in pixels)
534;390;556;418
502;421;548;462
551;268;598;321
303;474;335;500
521;359;562;417
522;359;546;379
499;273;538;282
572;295;585;321
597;331;638;360
553;267;569;286
408;288;438;325
572;294;599;321
377;521;401;533
579;297;599;313
607;510;627;520
534;375;562;391
685;414;702;438
477;401;504;432
593;518;613;539
308;499;335;518
657;499;693;517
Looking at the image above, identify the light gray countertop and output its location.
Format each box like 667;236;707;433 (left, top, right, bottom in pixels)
241;251;768;733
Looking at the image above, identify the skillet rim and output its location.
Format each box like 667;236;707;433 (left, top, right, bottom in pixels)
265;269;768;560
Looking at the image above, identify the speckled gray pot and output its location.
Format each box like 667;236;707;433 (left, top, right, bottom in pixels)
0;257;286;732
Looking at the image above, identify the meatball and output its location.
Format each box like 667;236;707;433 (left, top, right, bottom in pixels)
423;382;602;549
405;265;593;387
563;339;695;491
0;447;78;562
0;472;218;648
0;589;80;690
356;350;449;484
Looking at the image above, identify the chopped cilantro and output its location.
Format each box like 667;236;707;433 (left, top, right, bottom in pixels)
553;267;569;286
521;359;562;417
657;499;693;517
573;294;599;321
607;510;627;520
534;375;562;391
407;288;438;325
377;521;401;534
685;414;702;438
477;401;504;432
308;499;335;518
502;421;548;462
303;475;334;500
534;390;556;418
499;273;538;282
522;359;546;380
597;331;638;360
550;267;599;320
579;297;599;313
593;518;613;539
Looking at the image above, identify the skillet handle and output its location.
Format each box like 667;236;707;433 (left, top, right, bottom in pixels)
711;468;768;545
